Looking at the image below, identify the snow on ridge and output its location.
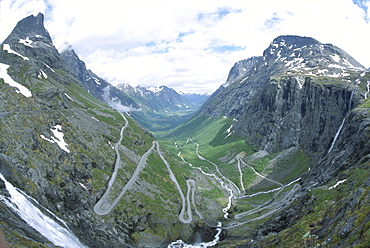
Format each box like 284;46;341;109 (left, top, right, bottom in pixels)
147;86;163;94
92;77;101;85
331;54;341;63
19;37;33;47
3;44;29;60
0;63;32;97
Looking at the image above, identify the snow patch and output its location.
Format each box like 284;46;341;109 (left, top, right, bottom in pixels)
0;63;32;97
40;135;55;144
92;77;101;85
226;124;233;134
19;37;33;47
91;116;99;122
3;44;29;60
38;69;48;79
50;125;70;153
64;93;73;101
331;54;341;63
43;62;55;72
41;125;70;153
329;179;346;189
79;182;87;190
286;57;304;67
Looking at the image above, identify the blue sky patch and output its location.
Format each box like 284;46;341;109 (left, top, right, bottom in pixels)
209;45;244;53
353;0;369;22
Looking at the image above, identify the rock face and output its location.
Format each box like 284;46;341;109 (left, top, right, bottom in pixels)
3;13;53;46
201;35;365;156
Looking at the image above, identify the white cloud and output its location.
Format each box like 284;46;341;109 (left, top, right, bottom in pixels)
1;0;370;93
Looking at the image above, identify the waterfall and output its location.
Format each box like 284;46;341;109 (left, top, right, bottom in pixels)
328;91;353;153
365;81;370;99
0;174;87;248
328;118;346;153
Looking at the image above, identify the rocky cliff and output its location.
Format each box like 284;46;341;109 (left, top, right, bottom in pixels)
201;36;366;155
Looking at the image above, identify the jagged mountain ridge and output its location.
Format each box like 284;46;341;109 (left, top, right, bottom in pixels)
117;83;194;111
117;83;202;132
179;92;209;108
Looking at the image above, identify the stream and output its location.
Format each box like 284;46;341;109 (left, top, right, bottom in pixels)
328;91;353;153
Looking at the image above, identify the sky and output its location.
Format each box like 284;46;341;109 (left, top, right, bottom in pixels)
0;0;370;94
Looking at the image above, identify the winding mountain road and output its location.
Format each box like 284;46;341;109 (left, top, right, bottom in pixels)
94;117;201;223
94;114;156;215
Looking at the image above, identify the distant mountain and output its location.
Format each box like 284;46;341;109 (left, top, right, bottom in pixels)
60;46;139;111
117;83;193;111
179;92;209;108
117;84;201;132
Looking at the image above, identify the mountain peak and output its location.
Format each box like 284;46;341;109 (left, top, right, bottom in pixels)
2;13;53;46
261;35;364;76
271;35;320;48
